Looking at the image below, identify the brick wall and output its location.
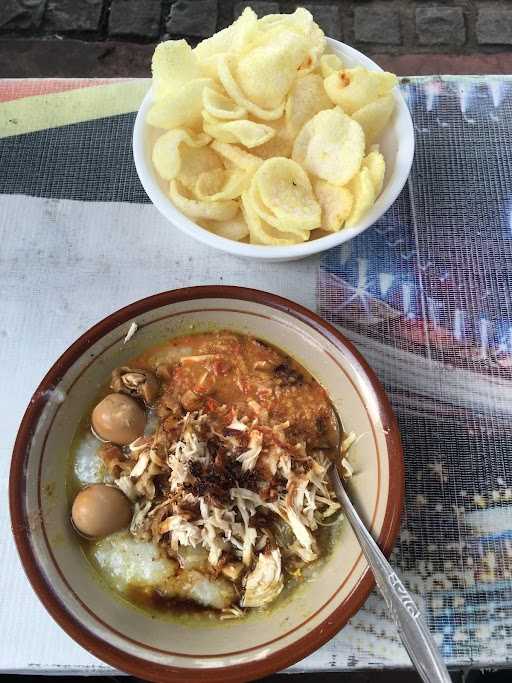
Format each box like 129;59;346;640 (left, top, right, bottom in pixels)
2;0;512;52
1;1;512;77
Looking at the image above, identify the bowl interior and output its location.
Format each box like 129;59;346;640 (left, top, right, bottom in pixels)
16;293;401;680
133;39;414;261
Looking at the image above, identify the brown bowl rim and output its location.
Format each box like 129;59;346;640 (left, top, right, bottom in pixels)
9;285;404;683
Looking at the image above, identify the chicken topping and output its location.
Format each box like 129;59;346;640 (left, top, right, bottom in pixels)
88;332;354;615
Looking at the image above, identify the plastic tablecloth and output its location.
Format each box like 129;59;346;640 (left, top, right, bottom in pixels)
1;76;512;674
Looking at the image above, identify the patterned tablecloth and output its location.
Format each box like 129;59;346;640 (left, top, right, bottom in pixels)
1;77;512;674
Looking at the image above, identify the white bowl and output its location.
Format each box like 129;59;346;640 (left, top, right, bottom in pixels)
133;38;415;262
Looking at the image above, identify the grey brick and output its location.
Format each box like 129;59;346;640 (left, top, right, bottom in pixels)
0;0;46;29
0;0;22;26
44;0;103;32
300;4;342;42
354;5;401;45
109;0;161;38
234;1;279;19
166;0;217;38
416;6;465;46
477;6;512;45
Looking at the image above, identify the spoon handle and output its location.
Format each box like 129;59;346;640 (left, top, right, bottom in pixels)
330;467;451;683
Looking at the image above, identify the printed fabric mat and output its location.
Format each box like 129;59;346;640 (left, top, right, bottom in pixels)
1;76;512;670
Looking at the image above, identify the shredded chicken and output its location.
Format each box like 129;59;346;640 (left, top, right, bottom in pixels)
242;548;284;607
113;408;351;610
236;429;263;471
107;332;355;612
123;321;138;344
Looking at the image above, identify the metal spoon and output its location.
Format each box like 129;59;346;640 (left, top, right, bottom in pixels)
329;407;451;683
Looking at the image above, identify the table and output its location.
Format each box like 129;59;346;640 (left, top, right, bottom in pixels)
1;76;512;675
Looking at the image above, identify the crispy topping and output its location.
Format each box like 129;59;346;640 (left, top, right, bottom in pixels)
273;362;303;386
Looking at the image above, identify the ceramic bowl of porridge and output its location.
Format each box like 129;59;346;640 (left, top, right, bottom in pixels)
10;286;403;682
